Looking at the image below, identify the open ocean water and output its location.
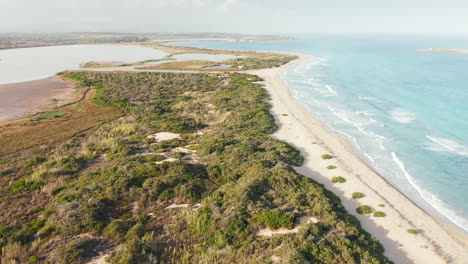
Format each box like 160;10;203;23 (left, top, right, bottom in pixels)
172;34;468;232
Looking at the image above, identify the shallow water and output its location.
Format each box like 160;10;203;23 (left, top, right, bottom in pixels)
171;53;240;62
0;44;168;84
145;53;240;66
172;34;468;232
204;64;231;69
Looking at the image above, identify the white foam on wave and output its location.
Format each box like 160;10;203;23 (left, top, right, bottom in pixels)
391;152;468;232
363;152;380;169
356;110;376;116
358;96;386;103
390;108;416;124
327;106;388;145
425;136;468;156
336;129;362;151
325;85;338;95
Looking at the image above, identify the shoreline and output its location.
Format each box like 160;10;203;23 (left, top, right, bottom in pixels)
249;56;468;263
0;76;76;123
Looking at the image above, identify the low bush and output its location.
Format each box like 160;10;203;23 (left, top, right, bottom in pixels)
373;211;386;217
30;110;66;121
352;192;365;199
256;211;295;230
356;205;374;215
326;165;337;170
321;154;332;160
56;238;101;264
29;255;40;264
332;176;346;183
10;180;45;193
407;229;419;234
38;225;56;237
51;185;69;196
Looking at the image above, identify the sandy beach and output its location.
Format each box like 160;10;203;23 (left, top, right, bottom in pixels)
249;57;468;263
0;76;75;122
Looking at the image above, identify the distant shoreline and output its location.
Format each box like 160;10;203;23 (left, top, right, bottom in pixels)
419;48;468;53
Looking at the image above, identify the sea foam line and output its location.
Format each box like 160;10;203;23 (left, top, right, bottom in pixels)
390;108;416;124
426;136;468;156
325;85;338;95
391;152;468;232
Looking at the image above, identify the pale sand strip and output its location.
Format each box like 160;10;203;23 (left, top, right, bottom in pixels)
249;57;468;264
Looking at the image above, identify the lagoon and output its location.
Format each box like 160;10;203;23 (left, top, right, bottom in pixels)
0;44;167;85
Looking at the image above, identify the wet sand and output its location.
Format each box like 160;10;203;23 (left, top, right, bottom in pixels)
0;76;75;122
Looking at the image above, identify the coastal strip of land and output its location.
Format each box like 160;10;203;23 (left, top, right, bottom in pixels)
249;56;468;263
1;41;467;262
419;48;468;53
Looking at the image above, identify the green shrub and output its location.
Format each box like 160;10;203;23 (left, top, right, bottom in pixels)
104;220;133;242
352;192;365;199
256;211;295;230
30;110;66;121
25;157;46;167
57;194;78;203
38;225;56;237
331;176;346;183
29;255;40;264
407;229;419;234
52;185;69;196
56;238;101;264
173;151;186;159
321;154;332;160
10;180;44;192
158;188;174;200
378;204;385;207
326;165;337;170
356;205;374;215
373;211;386;217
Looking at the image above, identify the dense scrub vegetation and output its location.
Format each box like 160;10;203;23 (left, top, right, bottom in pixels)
0;71;391;263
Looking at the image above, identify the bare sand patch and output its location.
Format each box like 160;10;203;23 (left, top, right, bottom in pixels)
155;158;178;164
166;204;190;209
147;132;181;141
257;216;319;237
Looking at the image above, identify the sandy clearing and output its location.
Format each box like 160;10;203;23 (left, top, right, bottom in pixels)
257;216;319;237
147;132;181;141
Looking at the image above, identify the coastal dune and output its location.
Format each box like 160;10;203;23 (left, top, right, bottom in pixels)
249;57;468;263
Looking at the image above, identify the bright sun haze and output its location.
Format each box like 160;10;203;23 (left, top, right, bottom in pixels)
0;0;467;34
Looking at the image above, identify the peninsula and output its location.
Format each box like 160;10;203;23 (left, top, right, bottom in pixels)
0;40;467;264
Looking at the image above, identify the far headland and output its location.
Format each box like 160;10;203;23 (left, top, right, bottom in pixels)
419;48;468;53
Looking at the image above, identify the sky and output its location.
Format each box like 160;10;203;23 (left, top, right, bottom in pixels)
1;0;467;35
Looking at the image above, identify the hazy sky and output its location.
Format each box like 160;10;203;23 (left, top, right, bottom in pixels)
1;0;467;34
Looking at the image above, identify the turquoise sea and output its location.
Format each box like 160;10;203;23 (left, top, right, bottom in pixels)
172;34;468;232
